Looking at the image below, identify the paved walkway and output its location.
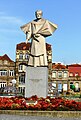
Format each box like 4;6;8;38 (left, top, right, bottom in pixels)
0;114;81;120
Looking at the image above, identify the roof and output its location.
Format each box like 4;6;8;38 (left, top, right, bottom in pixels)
0;54;14;62
67;64;81;67
16;42;52;51
46;43;52;51
52;63;67;69
16;42;31;50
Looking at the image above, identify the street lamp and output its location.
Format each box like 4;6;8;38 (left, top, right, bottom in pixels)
12;79;16;95
12;79;16;86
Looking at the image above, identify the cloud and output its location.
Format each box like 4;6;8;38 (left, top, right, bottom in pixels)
0;28;21;33
0;16;24;25
0;11;24;25
0;12;24;33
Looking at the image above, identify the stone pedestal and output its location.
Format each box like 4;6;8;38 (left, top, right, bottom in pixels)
25;67;48;98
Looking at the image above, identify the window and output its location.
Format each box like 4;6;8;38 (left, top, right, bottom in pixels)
0;82;6;88
25;53;29;60
19;53;23;59
69;73;73;76
58;83;62;92
75;73;79;76
74;82;80;92
19;65;26;72
19;75;25;84
52;72;56;78
19;65;23;71
58;72;62;78
63;84;67;91
52;83;56;89
70;82;75;90
75;82;79;89
19;87;25;95
64;71;68;78
0;70;7;76
9;70;14;76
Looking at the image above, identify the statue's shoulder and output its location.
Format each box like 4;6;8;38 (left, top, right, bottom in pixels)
45;19;51;23
21;22;31;28
44;19;58;29
20;21;32;34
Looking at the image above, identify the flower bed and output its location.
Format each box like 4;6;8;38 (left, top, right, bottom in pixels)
0;95;81;111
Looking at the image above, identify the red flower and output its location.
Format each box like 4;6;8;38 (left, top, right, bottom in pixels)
0;96;81;110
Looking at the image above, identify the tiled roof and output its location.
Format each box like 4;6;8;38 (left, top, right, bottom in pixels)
16;42;51;51
52;63;66;69
46;43;51;51
16;42;31;50
67;64;81;67
0;54;14;62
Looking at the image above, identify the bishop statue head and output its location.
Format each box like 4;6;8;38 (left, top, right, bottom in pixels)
35;10;43;19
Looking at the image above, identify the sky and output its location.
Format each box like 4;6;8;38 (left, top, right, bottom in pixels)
0;0;81;65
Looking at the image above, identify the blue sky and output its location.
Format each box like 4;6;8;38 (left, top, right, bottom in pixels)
0;0;81;64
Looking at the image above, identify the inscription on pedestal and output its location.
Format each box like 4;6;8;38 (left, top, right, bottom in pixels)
29;79;42;81
25;67;48;98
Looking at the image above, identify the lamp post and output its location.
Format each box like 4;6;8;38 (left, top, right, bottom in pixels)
12;79;16;86
12;79;16;95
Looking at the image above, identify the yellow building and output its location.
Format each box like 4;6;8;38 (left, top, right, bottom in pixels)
48;63;69;97
0;54;15;90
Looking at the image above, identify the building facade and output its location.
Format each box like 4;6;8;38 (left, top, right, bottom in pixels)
15;42;52;96
67;64;81;93
48;63;69;97
0;54;15;91
1;45;81;96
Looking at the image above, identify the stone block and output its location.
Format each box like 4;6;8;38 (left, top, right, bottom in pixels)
25;67;48;98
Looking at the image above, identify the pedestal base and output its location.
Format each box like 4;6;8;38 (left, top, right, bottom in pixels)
25;67;48;98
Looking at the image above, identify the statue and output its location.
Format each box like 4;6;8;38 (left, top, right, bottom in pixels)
21;10;57;67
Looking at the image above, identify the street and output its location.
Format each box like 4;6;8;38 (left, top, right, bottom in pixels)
0;114;80;120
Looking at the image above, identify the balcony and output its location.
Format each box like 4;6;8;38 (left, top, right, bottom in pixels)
69;76;81;81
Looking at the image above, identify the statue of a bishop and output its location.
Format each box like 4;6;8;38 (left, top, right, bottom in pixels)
21;10;57;67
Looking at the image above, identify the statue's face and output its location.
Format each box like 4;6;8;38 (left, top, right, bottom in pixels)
35;11;42;19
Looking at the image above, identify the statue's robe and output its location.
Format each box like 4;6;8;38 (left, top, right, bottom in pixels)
21;19;57;67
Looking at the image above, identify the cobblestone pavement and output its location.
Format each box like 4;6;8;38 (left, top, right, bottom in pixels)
0;114;81;120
